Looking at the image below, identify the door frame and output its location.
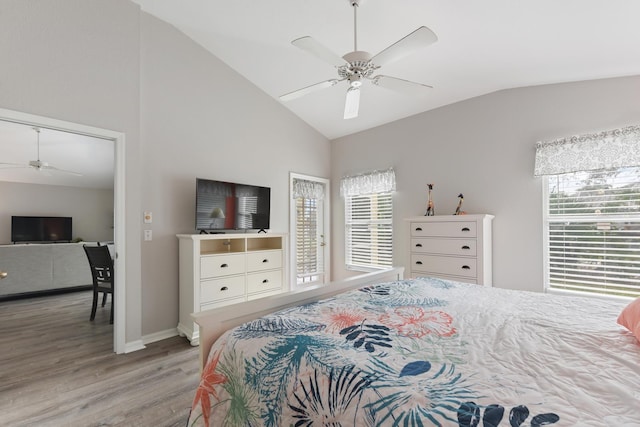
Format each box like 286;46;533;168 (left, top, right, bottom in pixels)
0;108;126;353
289;172;331;288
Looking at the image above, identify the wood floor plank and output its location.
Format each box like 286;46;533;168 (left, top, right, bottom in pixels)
0;291;200;426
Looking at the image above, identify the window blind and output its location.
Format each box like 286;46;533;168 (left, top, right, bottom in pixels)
345;193;393;270
295;197;323;283
546;168;640;298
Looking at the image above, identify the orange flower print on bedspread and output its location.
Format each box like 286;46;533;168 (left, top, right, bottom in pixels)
379;306;457;338
190;348;227;427
318;306;368;333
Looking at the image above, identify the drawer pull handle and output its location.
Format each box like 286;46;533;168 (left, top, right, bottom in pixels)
461;265;471;270
461;245;471;250
416;261;423;265
415;243;423;247
415;227;423;231
220;286;229;291
262;279;269;284
220;263;228;268
461;227;471;232
262;259;269;263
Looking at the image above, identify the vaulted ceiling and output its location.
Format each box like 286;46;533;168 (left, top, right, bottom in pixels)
133;0;640;139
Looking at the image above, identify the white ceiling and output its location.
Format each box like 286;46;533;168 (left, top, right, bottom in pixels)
132;0;640;140
0;120;114;189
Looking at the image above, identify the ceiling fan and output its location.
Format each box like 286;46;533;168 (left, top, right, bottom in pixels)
0;127;82;176
279;0;437;119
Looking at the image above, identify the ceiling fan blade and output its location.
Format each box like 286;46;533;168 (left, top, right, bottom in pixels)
41;164;82;176
280;79;340;102
0;162;28;168
372;75;433;94
292;36;348;68
344;87;361;120
370;26;437;67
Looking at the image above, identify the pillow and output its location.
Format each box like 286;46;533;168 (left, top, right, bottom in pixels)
617;297;640;342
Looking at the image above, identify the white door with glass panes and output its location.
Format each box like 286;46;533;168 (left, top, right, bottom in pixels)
290;173;330;287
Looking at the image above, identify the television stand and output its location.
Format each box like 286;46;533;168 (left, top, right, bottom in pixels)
258;229;267;234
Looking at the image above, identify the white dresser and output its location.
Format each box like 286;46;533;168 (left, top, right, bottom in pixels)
406;215;493;286
177;233;287;345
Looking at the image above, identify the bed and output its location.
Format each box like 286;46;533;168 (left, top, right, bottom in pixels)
187;270;640;426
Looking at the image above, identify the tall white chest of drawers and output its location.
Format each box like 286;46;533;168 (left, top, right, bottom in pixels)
177;233;287;345
406;215;493;286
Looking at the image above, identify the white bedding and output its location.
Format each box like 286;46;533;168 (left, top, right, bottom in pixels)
188;277;640;426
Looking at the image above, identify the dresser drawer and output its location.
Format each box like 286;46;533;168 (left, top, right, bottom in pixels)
201;253;245;278
247;270;282;294
247;250;282;272
411;254;477;278
411;238;477;256
410;221;477;238
200;275;245;303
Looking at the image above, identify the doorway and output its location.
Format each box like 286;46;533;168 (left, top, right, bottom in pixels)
0;108;126;353
289;172;331;288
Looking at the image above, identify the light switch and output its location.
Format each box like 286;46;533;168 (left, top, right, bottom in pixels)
143;211;153;224
144;230;152;241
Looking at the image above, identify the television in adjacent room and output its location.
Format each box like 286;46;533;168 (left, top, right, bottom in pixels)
11;216;73;243
195;178;271;232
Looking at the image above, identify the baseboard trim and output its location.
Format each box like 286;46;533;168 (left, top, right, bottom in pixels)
123;339;146;354
0;285;92;302
142;328;179;345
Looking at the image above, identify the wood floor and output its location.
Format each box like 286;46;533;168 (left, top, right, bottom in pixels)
0;291;200;427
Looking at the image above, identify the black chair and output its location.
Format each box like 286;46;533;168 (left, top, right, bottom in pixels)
83;245;114;324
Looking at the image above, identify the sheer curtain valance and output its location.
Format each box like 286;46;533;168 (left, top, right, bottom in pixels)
292;178;325;200
340;168;396;197
534;124;640;176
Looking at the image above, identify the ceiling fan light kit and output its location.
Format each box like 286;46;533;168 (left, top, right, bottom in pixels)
280;0;437;119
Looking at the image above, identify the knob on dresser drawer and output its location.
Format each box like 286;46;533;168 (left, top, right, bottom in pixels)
461;227;470;232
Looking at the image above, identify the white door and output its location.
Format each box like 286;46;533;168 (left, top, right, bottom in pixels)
290;173;330;287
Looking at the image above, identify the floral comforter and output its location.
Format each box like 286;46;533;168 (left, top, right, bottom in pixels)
187;277;640;426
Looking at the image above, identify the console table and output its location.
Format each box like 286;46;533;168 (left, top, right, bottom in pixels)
0;243;94;299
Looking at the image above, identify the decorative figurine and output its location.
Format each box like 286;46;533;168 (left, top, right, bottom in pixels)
425;184;435;216
454;193;465;215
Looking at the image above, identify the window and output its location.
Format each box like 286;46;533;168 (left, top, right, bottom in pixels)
544;168;640;298
536;125;640;298
341;168;395;271
295;197;324;284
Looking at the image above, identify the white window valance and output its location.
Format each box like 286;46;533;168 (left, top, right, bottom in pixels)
534;124;640;176
340;168;396;197
292;178;325;200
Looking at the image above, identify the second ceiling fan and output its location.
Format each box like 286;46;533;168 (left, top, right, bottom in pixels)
280;0;438;119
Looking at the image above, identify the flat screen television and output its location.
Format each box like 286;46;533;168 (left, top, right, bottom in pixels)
195;178;270;232
11;216;73;243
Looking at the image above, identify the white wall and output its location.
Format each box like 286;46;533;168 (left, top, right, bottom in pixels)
0;182;114;244
0;0;330;344
331;75;640;292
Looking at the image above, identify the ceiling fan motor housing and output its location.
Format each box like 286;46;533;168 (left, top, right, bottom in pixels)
340;50;375;87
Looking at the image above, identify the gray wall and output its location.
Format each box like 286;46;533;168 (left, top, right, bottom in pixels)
0;0;143;343
0;181;114;244
0;0;330;344
138;13;330;335
331;75;640;292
